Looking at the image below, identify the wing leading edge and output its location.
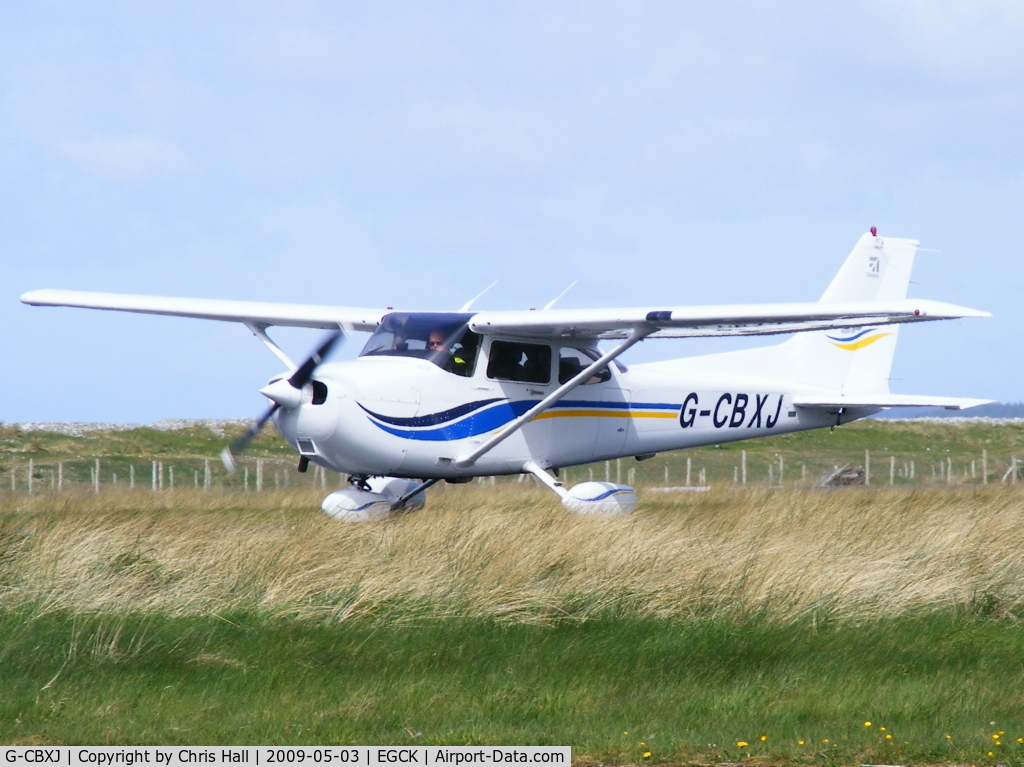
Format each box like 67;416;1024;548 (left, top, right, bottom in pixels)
20;289;386;332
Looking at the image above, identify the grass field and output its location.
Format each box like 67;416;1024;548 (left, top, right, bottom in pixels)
4;481;1024;760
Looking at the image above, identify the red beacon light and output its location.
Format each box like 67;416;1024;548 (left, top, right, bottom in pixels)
870;226;878;236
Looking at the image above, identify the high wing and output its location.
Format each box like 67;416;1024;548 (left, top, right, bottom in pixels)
468;298;990;340
20;289;386;332
22;290;988;340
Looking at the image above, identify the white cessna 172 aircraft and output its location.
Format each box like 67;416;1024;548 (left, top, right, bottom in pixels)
22;229;990;519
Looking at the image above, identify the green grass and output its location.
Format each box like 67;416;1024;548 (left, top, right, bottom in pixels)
4;425;1024;759
2;608;1023;762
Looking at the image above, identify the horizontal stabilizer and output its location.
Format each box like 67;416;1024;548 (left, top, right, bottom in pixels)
794;394;994;411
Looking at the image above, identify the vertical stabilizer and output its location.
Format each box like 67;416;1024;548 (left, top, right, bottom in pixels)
784;231;920;394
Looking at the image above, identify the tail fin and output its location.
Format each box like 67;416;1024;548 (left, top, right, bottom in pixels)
783;231;920;394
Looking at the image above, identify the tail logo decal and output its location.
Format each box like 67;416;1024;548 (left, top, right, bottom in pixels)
826;328;892;351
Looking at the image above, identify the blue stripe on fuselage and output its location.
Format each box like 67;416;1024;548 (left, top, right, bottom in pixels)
360;397;681;442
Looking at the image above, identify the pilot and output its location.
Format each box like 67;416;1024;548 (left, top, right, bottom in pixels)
428;329;470;376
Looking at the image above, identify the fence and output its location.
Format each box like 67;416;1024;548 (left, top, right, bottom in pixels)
3;456;341;496
3;447;1021;497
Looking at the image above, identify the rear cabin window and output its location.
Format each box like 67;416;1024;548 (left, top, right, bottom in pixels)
487;341;552;384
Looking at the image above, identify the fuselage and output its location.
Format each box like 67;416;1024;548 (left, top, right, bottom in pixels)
274;332;874;480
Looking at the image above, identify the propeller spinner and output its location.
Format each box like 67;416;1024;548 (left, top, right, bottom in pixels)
221;329;344;472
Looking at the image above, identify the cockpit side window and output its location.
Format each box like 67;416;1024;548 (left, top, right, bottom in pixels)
487;340;552;384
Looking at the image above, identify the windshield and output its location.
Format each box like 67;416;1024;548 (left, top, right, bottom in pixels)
360;312;480;377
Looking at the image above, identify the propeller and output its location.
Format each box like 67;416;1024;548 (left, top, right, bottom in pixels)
221;329;344;472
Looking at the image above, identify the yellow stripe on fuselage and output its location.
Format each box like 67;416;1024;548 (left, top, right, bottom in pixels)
829;332;892;351
534;409;677;420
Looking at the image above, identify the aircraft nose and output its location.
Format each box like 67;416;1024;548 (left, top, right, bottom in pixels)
260;377;303;409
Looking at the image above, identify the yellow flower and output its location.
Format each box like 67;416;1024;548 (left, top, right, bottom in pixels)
1017;738;1023;744
879;726;886;731
996;741;1002;746
642;752;651;759
623;732;628;735
736;742;748;748
885;734;892;740
993;734;1000;740
863;721;871;727
945;735;952;740
797;741;805;746
759;735;767;741
988;752;994;757
822;739;829;744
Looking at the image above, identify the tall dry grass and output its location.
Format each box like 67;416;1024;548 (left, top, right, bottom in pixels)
2;485;1023;623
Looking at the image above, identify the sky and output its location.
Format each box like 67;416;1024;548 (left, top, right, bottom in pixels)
2;1;1020;423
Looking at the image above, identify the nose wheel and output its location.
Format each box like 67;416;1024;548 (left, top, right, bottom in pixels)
348;475;371;492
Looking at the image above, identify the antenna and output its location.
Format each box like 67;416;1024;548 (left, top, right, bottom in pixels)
543;280;578;311
459;280;498;312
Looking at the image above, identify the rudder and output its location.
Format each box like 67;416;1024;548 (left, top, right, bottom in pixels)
784;230;920;394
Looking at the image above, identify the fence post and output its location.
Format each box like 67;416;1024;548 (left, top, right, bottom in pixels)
741;450;747;485
983;450;988;485
616;458;622;484
58;461;63;492
130;464;135;489
94;459;100;494
686;457;691;487
152;460;157;491
28;459;34;495
890;455;895;485
605;461;610;481
204;458;211;491
256;457;264;493
865;450;870;486
778;455;784;486
947;457;953;486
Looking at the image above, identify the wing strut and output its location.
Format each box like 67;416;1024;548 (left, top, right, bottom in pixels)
245;322;297;370
453;326;653;469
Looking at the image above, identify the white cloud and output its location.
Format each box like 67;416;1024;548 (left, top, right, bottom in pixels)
57;134;197;181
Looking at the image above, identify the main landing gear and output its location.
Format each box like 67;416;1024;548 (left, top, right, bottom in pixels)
319;466;637;522
522;461;636;516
